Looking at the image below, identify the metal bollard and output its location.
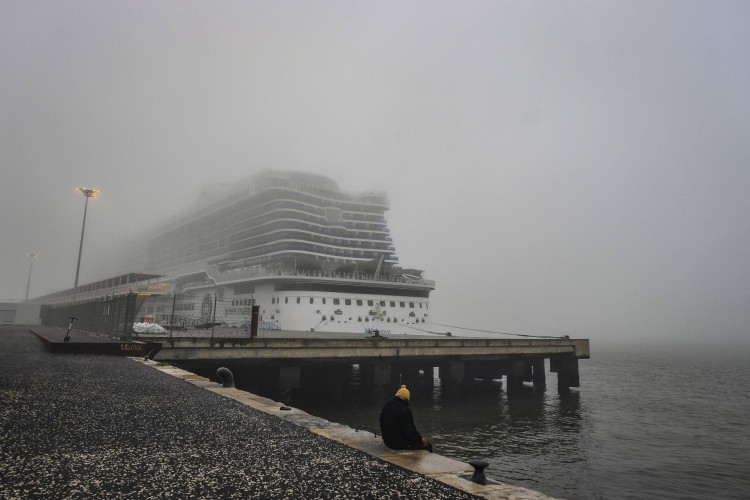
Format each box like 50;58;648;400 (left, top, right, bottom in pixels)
469;459;489;485
216;367;235;388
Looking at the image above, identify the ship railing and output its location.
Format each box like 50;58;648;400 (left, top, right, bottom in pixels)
206;264;435;287
254;177;389;207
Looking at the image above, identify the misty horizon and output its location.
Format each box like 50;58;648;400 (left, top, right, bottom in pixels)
2;2;748;345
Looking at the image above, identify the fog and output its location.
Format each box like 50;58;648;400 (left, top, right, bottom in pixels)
2;1;748;344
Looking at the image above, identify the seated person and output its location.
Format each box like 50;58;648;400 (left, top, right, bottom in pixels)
379;384;432;452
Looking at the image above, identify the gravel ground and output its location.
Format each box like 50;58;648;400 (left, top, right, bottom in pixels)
0;326;478;499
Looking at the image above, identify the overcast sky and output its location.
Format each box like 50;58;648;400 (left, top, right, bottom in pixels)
2;1;748;344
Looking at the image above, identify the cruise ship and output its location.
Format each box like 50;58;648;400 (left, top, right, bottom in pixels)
38;171;436;336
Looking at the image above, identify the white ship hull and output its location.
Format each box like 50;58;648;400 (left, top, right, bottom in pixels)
181;281;432;335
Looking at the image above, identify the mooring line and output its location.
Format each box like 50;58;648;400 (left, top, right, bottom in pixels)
429;322;567;339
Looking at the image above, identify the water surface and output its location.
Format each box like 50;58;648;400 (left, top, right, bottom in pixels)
188;342;750;499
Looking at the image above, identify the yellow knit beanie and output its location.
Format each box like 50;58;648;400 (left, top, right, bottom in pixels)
395;384;410;401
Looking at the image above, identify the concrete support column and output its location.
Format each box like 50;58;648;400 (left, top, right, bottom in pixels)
505;358;525;394
390;364;402;387
532;358;546;389
361;363;392;387
400;365;420;389
465;361;502;382
550;356;579;393
438;361;465;400
420;365;435;389
556;368;569;393
523;361;533;383
439;361;465;382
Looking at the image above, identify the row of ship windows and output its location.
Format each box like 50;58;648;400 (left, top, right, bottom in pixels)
231;297;427;309
231;299;254;306
267;314;428;324
267;297;427;309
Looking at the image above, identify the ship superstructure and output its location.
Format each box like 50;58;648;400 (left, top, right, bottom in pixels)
31;170;434;335
155;171;399;275
147;170;435;333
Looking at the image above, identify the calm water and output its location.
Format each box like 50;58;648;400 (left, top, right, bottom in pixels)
192;342;750;499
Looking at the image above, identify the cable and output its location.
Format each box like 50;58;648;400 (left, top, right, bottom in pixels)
430;322;566;339
398;322;451;336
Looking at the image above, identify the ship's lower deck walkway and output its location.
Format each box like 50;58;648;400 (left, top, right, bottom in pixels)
0;325;551;499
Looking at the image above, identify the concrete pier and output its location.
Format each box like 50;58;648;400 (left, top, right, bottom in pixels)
151;333;589;401
142;333;590;364
1;325;555;499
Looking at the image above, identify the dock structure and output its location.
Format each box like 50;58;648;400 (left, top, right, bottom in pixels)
140;333;590;395
2;325;556;499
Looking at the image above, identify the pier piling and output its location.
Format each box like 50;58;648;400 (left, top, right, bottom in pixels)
551;356;579;393
532;358;546;389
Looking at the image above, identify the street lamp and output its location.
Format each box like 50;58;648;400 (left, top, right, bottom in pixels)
74;187;100;291
25;252;39;301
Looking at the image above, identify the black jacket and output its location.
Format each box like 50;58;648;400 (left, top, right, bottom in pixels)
379;396;423;450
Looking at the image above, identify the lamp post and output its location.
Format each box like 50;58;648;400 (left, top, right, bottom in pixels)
25;252;39;301
74;187;100;291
